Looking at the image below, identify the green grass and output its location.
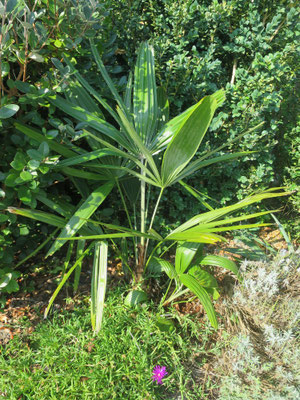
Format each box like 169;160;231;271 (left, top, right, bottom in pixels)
0;286;218;399
1;249;298;399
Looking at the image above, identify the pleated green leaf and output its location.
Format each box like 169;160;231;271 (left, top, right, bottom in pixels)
175;151;254;183
199;255;241;281
171;189;290;235
179;180;215;211
7;207;67;228
82;163;159;186
124;72;133;113
81;219;158;238
90;40;130;121
84;130;158;182
133;42;158;145
6;207;95;236
36;194;104;237
167;231;226;244
147;257;177;279
191;121;265;165
73;239;86;294
46;181;114;257
15;122;77;158
36;195;75;218
64;80;103;115
63;55;120;121
59;230;158;241
175;242;202;274
161;90;225;187
121;177;140;205
116;106;161;183
184;222;272;234
54;149;118;168
48;94;133;151
156;87;169;133
147;229;163;241
185;209;280;231
59;233;140;240
153;102;198;153
62;167;110;181
188;267;219;288
179;274;218;329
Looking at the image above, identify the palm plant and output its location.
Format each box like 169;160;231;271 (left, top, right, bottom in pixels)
9;41;289;331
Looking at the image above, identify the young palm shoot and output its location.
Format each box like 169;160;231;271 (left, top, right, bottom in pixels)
91;241;108;333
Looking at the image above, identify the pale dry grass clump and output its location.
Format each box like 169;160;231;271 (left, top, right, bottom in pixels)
214;249;300;399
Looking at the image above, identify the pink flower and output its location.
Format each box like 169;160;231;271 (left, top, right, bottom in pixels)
152;365;168;385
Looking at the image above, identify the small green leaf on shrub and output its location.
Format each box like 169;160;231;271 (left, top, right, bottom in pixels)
0;273;12;290
19;225;29;235
5;172;19;187
13;80;33;93
27;149;43;161
54;39;63;48
28;159;40;170
3;278;19;293
46;130;59;139
20;171;32;182
0;104;19;119
0;214;8;223
10;152;26;171
39;142;49;157
39;165;49;174
1;62;9;78
17;186;32;203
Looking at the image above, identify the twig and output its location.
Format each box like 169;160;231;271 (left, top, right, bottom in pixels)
269;19;286;42
230;58;238;85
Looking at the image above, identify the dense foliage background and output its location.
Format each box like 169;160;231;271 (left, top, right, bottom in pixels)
0;0;299;273
107;0;299;216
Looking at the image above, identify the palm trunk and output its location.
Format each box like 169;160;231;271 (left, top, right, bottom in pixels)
136;159;146;281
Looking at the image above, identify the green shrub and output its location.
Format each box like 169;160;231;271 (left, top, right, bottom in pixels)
0;0;113;270
103;0;299;224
